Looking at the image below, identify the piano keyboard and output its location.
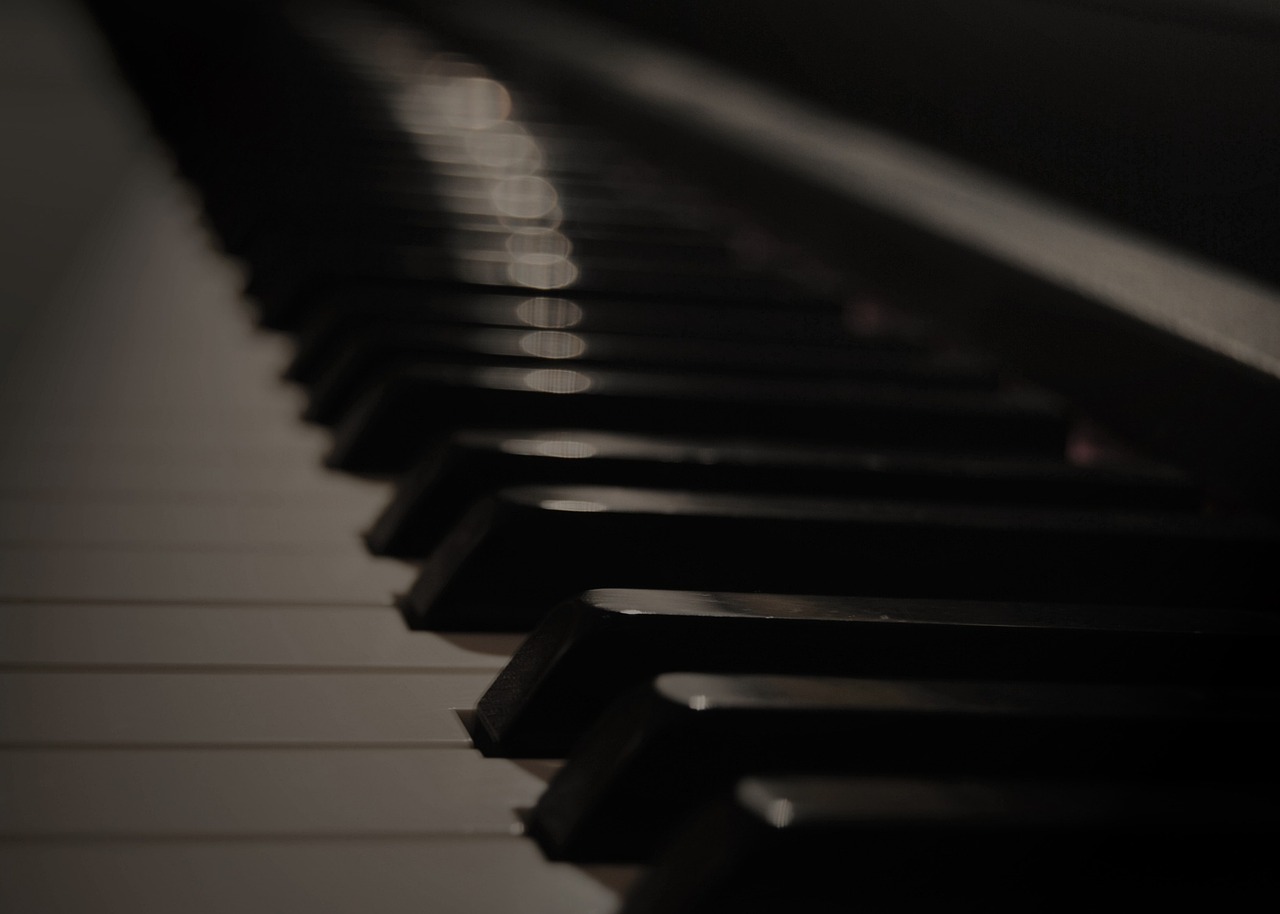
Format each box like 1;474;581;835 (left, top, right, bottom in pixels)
0;4;624;910
3;1;1276;911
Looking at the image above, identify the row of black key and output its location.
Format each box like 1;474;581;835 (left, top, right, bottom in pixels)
97;1;1280;908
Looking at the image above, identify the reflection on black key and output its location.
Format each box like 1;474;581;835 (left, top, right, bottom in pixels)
402;485;1278;630
303;325;994;425
286;290;876;384
252;237;807;329
473;589;1280;757
622;776;1280;913
367;429;1195;556
529;673;1280;861
328;363;1067;473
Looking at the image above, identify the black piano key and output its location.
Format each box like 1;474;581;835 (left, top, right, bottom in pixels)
328;364;1068;474
444;226;747;274
239;195;742;271
207;102;744;261
366;429;1196;557
402;485;1277;631
302;325;994;425
622;775;1280;913
473;588;1280;757
250;237;808;330
285;290;877;385
231;91;815;326
527;672;1280;861
334;119;743;204
241;191;752;273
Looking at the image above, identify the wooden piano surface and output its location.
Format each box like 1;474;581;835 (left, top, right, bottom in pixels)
0;3;626;909
3;0;1277;910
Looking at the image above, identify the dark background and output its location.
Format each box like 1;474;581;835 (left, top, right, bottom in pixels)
547;0;1280;285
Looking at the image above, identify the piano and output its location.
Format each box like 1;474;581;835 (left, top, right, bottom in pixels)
3;0;1278;910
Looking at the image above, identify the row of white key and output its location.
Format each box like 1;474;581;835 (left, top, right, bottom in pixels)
0;4;629;909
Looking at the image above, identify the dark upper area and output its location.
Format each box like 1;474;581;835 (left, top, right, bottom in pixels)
548;0;1280;286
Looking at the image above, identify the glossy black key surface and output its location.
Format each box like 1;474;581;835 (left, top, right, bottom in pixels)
239;189;751;268
402;485;1277;630
302;325;993;425
473;589;1280;757
192;25;818;328
366;429;1196;556
251;238;811;329
622;776;1280;913
284;290;871;384
528;672;1280;861
243;152;806;325
230;181;743;287
243;190;755;250
328;363;1067;473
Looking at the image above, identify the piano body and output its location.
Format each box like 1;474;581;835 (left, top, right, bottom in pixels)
2;0;1278;911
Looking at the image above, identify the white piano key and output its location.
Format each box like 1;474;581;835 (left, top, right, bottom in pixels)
0;839;630;914
0;165;291;415
0;748;552;837
0;0;151;368
0;547;417;604
0;336;304;417
0;443;388;500
0;384;303;427
0;5;619;913
0;498;384;548
0;603;521;669
0;671;497;746
1;419;330;451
